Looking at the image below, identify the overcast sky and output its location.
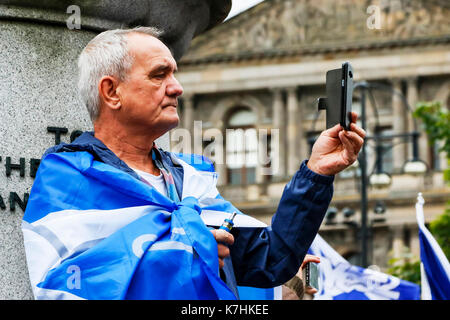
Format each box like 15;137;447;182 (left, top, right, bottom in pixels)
226;0;265;20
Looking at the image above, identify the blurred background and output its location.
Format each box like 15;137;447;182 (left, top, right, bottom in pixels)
0;0;448;299
174;0;450;282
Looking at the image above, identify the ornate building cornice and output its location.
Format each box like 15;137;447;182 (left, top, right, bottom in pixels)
181;0;450;65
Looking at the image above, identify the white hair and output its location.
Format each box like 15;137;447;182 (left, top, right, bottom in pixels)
77;26;163;122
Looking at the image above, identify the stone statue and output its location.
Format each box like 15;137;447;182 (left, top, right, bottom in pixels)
0;0;232;60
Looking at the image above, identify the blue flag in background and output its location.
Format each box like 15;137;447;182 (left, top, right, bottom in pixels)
416;193;450;300
309;234;420;300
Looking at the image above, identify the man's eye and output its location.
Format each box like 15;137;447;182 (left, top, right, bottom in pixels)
153;74;165;79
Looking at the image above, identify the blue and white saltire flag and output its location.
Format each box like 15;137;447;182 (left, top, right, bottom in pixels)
416;193;450;300
308;234;420;300
21;151;275;300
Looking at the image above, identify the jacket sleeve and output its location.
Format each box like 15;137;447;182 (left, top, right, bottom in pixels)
229;160;334;288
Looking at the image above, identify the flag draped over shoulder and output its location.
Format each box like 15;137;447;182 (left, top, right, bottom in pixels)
308;234;420;300
21;151;265;300
415;193;450;300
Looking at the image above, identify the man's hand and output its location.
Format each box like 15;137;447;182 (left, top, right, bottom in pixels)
307;112;366;176
299;254;321;295
210;229;234;269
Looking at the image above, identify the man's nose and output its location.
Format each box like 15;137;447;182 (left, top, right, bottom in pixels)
166;75;184;98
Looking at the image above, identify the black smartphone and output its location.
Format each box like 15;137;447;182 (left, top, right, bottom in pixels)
318;62;353;130
302;262;319;291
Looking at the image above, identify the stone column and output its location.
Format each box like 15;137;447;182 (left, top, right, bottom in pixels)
255;111;264;184
391;79;407;172
287;87;299;175
409;226;421;258
213;121;227;187
182;93;195;134
438;140;448;172
391;225;405;261
406;77;427;162
255;133;265;184
406;77;418;132
297;90;307;163
271;88;286;178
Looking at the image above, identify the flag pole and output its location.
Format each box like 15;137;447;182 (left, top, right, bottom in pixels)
415;193;431;300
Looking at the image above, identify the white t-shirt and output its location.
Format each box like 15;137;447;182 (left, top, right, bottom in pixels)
132;168;168;197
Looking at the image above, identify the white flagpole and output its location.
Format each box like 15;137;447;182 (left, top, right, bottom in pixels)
416;193;432;300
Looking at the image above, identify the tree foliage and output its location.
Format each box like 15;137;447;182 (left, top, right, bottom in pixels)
429;209;450;261
387;101;450;283
387;256;421;286
413;101;450;182
413;101;450;259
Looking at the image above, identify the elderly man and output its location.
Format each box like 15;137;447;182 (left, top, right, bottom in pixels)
22;27;365;300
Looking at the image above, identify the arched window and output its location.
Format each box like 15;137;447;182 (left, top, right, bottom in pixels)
225;108;257;185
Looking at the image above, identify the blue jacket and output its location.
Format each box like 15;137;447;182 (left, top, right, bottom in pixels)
43;131;334;298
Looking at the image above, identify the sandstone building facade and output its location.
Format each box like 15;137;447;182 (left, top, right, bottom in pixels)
175;0;450;269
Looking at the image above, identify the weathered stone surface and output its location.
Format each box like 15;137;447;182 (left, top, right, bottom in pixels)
0;0;231;299
0;0;232;60
0;21;95;299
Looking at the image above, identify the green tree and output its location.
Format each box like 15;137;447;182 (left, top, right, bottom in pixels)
387;101;449;283
429;209;450;260
387;248;421;285
413;101;450;260
413;101;450;183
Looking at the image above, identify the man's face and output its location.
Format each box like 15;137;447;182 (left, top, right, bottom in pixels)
116;33;183;135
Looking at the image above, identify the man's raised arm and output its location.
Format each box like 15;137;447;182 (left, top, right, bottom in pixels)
228;112;365;287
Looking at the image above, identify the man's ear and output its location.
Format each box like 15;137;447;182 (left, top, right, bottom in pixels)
98;76;121;110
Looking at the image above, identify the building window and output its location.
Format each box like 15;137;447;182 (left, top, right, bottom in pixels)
227;108;257;127
226;108;257;185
